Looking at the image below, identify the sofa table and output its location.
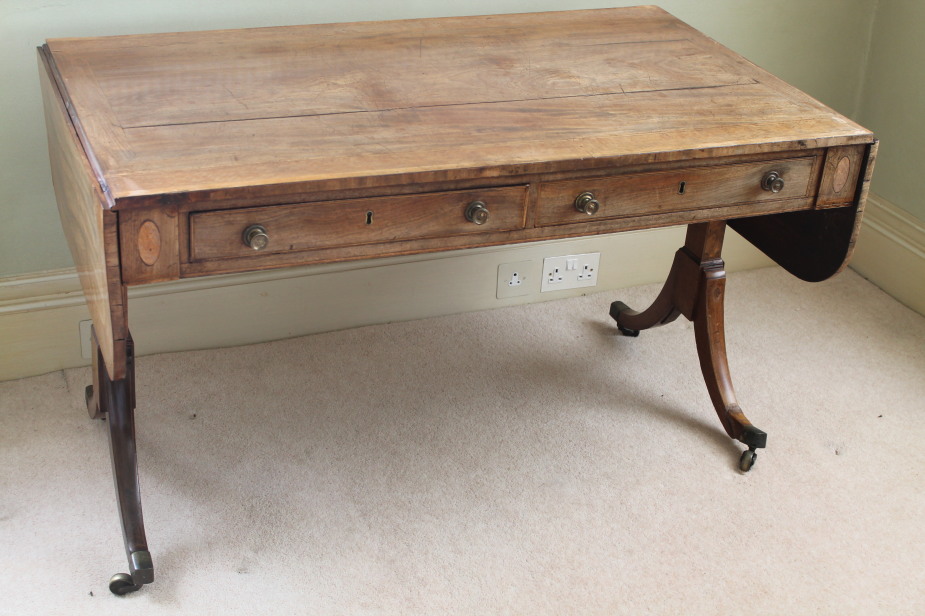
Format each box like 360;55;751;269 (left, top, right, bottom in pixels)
38;6;876;595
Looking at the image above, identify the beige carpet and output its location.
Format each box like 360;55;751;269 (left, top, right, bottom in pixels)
1;267;923;615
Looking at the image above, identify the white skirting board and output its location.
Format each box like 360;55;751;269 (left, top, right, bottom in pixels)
850;194;925;318
2;225;777;382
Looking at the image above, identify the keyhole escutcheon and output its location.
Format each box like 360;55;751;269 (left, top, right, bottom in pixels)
366;211;373;225
678;181;686;195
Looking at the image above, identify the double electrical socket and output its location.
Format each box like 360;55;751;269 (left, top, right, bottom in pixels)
540;252;600;292
496;252;600;298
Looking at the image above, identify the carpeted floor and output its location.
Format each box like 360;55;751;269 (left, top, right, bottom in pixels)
1;267;923;615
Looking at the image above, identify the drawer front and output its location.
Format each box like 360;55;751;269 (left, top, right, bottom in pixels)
536;157;817;226
190;186;528;261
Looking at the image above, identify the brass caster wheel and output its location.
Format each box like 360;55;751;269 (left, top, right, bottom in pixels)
109;572;141;596
739;448;757;473
617;324;640;337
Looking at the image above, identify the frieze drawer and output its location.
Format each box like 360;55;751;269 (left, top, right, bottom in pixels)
536;157;818;226
189;185;529;261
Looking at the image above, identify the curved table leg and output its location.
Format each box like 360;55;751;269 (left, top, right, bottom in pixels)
693;258;767;472
609;253;683;336
87;329;154;595
611;221;766;471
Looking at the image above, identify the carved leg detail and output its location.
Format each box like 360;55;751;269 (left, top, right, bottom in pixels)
89;329;154;594
611;221;766;471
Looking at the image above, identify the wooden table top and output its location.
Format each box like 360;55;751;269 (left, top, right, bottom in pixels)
43;6;871;209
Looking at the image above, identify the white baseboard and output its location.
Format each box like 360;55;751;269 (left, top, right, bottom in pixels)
0;226;772;382
850;193;925;317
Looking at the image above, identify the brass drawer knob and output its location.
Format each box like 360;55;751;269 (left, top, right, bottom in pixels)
243;224;269;250
761;170;785;193
465;201;489;225
574;191;600;215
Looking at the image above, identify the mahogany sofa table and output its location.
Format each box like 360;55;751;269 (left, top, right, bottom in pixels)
38;6;876;595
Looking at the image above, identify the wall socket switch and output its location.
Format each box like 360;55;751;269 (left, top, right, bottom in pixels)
497;261;534;298
541;253;600;292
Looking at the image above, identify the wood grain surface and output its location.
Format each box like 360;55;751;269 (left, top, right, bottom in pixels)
44;6;873;208
39;48;127;379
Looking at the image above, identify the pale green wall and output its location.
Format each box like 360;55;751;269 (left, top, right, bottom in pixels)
0;0;876;277
857;0;925;222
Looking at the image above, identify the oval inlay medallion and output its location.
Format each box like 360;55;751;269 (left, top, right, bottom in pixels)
832;156;851;194
137;220;161;266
